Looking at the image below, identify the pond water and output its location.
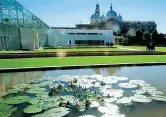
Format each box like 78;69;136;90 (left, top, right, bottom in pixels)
0;65;166;117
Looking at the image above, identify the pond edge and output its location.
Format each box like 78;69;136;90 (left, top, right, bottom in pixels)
0;62;166;73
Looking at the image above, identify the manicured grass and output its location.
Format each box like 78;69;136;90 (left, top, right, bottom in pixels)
0;55;166;69
0;47;123;53
118;45;166;52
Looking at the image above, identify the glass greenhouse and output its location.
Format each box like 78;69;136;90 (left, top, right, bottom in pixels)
0;0;49;50
0;0;49;28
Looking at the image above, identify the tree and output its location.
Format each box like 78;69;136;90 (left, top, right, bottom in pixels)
151;30;158;45
143;31;152;43
98;22;105;29
158;33;166;46
125;29;136;45
136;30;144;45
126;29;136;37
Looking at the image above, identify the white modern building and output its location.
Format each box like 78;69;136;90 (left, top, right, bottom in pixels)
48;29;115;47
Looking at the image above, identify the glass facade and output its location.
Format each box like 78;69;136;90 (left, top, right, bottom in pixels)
0;0;49;29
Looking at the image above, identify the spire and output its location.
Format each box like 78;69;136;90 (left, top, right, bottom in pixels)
95;1;100;16
96;1;99;8
110;3;113;11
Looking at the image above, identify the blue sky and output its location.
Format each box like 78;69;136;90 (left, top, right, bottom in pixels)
17;0;166;33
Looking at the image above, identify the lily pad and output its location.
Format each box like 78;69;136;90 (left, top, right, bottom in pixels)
151;95;166;102
132;89;146;95
7;88;24;94
0;103;12;112
116;97;132;105
98;106;111;114
115;77;128;81
27;84;39;89
90;101;99;108
36;81;53;87
79;115;96;117
39;102;58;110
28;98;41;105
101;114;126;117
3;96;30;105
33;107;70;117
12;84;29;89
118;83;137;89
0;107;17;117
98;103;119;115
147;90;164;95
105;103;119;114
104;98;117;103
101;89;124;98
24;105;43;114
102;91;114;97
131;95;152;103
36;92;49;98
104;78;118;84
0;92;8;98
26;88;46;94
142;86;157;91
129;80;145;86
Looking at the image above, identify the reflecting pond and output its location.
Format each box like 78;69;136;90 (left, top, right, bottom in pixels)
0;65;166;117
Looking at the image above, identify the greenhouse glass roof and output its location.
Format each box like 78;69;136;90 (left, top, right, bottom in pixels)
0;0;49;29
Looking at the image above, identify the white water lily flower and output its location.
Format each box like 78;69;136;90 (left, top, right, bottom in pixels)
118;83;137;88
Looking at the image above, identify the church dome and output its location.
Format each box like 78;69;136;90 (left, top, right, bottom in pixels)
107;10;117;17
101;14;106;20
106;3;117;20
91;13;100;20
117;13;123;21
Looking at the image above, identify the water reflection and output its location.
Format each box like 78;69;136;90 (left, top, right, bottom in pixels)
92;67;120;76
0;71;45;92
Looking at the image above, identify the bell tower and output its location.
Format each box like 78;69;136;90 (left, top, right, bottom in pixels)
95;2;100;16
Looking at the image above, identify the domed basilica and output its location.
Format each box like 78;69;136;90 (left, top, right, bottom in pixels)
76;3;157;35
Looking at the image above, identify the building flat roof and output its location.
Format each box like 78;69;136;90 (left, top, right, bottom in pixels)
51;27;76;29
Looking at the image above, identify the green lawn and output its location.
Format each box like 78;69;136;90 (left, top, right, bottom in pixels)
0;55;166;69
0;47;123;53
118;45;166;52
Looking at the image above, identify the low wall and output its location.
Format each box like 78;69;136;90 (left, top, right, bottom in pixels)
0;51;166;59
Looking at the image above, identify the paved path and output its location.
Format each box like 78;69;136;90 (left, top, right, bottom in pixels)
118;47;143;51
